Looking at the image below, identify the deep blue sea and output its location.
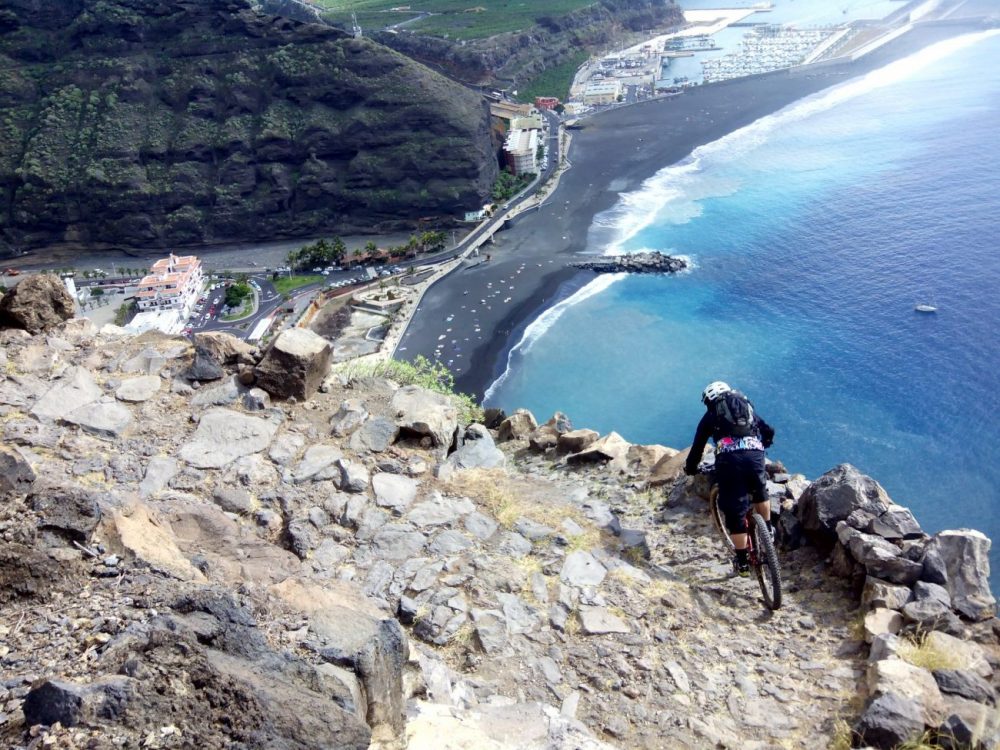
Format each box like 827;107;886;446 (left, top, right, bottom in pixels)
486;31;1000;589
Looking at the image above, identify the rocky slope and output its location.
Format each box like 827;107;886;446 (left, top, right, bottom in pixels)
371;0;685;90
0;0;497;254
0;300;998;749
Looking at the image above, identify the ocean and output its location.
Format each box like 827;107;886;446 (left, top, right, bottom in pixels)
485;31;1000;589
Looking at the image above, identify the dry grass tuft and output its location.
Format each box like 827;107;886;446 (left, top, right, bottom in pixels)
445;468;591;532
828;719;854;750
895;732;948;750
565;528;603;553
898;633;966;671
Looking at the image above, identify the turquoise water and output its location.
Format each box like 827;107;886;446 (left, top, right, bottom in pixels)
487;32;1000;585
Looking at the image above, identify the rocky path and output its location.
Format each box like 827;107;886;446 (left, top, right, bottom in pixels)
1;312;996;749
477;451;867;749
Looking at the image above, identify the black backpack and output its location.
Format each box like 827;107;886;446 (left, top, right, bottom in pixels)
714;391;756;438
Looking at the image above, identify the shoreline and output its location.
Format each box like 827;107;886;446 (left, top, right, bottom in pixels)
395;22;987;401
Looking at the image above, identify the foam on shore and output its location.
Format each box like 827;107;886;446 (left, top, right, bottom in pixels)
593;29;1000;256
483;273;626;404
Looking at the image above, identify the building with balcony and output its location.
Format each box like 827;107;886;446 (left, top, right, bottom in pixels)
134;254;203;313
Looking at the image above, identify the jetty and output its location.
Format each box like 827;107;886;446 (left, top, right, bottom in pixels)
571;251;687;274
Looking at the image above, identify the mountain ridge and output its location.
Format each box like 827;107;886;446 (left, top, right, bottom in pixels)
0;0;497;254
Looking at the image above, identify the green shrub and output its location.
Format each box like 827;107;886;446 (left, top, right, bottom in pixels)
338;355;483;424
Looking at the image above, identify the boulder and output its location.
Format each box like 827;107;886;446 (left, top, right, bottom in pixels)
0;274;75;333
331;398;369;437
868;505;923;540
564;431;630;468
289;444;343;483
190;377;241;407
63;400;133;439
863;607;902;644
933;670;996;706
212;486;255;515
862;577;912;611
559;551;606;588
527;412;571;452
557;429;599;454
242;387;271;411
373;473;419;513
0;542;67;603
139;457;178;498
192;331;255;365
869;633;902;662
255;328;332;400
867;659;945;726
496;409;537;442
578;606;630;635
22;677;137;728
102;500;205;582
447;424;505;470
854;693;925;750
0;445;36;496
121;347;168;375
27;482;101;544
899;581;951;626
626;444;676;473
648;447;697;488
796;464;892;546
115;375;161;403
178;409;279;469
31;366;101;422
924;631;992;679
349;417;400;453
924;530;995;621
335;459;370;494
389;385;458;448
185;346;225;381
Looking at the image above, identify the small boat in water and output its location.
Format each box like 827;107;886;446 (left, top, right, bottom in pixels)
914;304;937;313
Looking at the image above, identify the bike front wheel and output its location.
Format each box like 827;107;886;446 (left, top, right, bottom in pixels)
708;486;736;558
750;512;782;610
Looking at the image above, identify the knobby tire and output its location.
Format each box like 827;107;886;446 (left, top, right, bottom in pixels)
708;486;736;557
751;512;782;610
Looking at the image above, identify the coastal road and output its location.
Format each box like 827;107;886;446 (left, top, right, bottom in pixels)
395;24;971;400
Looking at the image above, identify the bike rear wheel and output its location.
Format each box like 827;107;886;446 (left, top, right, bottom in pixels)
708;486;736;557
750;512;782;610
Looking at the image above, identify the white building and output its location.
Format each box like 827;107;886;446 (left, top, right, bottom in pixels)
582;79;622;105
134;254;203;314
503;128;539;176
125;309;184;335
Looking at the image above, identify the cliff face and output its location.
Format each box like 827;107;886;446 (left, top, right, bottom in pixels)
372;0;685;88
0;0;498;252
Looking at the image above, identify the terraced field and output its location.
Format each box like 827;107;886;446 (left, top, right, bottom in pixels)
317;0;595;40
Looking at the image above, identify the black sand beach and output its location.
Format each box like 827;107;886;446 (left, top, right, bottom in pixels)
395;23;986;401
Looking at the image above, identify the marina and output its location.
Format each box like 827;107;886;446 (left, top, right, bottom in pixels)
701;25;843;83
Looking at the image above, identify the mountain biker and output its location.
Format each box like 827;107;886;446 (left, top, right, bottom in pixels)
683;381;775;577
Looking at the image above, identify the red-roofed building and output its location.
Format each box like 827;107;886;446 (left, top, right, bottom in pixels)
535;96;560;110
135;254;203;313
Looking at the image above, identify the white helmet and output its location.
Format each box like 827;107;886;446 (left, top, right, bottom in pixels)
701;381;731;404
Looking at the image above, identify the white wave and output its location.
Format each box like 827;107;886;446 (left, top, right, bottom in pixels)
483;273;626;404
598;29;1000;253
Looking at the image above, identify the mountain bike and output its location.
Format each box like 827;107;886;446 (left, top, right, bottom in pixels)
700;462;782;610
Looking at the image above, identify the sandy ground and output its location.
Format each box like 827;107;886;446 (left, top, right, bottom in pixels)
396;24;973;401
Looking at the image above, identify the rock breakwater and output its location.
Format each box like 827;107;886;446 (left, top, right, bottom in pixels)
571;251;687;275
